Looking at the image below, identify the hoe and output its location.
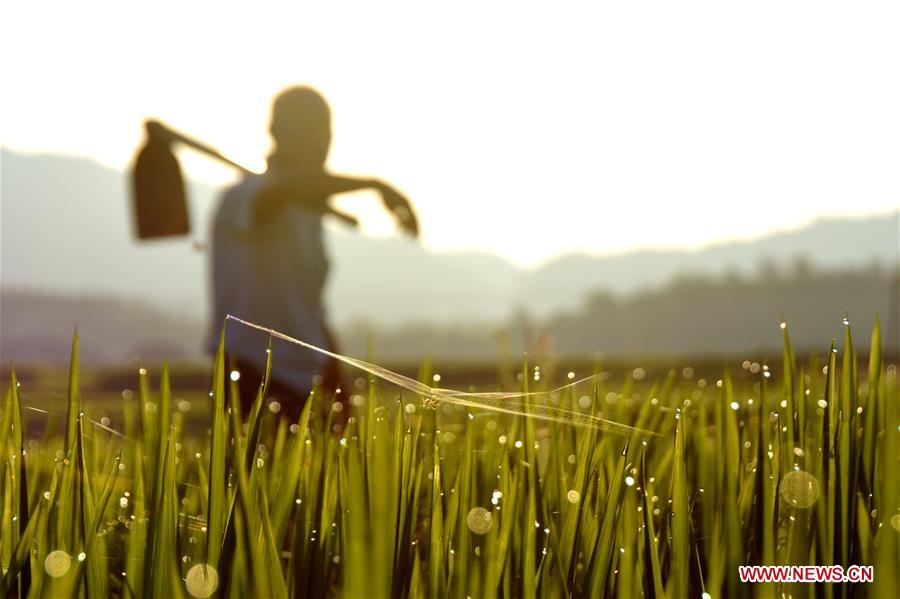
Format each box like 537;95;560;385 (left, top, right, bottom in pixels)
130;119;357;239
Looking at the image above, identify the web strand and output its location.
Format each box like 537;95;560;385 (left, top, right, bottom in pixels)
226;314;658;436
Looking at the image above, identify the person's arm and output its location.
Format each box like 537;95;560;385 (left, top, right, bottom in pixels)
251;171;418;237
251;172;375;221
324;175;419;237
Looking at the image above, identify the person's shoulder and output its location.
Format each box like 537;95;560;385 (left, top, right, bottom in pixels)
215;174;265;230
221;173;264;202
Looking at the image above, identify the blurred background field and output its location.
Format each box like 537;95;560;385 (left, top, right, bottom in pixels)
1;145;897;364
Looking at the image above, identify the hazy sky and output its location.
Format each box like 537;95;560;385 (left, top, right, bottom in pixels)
3;2;898;267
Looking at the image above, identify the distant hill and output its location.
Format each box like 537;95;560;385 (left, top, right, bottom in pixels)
546;264;899;357
328;263;900;361
517;216;900;316
0;289;205;364
2;148;898;329
5;263;896;364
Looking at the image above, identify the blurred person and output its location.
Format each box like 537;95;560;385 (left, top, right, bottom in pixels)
210;86;418;421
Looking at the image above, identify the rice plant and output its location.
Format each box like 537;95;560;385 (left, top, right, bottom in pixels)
1;318;897;597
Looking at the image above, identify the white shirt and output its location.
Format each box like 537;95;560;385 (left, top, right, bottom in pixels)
208;171;330;393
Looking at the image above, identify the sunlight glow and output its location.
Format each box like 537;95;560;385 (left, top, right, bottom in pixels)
2;1;898;266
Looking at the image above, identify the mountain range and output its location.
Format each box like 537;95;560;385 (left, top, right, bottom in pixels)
3;148;897;329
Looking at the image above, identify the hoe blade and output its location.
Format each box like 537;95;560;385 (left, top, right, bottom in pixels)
131;136;190;239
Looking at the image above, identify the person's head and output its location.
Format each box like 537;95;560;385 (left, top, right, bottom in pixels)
269;86;331;168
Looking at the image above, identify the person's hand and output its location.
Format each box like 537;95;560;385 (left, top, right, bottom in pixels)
377;183;419;238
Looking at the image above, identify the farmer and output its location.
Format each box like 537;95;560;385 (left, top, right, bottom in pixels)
209;86;418;421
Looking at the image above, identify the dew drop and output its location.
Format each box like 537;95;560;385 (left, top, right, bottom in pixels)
780;470;819;509
466;507;493;534
890;514;900;533
44;550;71;577
185;564;219;598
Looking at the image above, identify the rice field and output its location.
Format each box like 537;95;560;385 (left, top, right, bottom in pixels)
1;319;898;598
